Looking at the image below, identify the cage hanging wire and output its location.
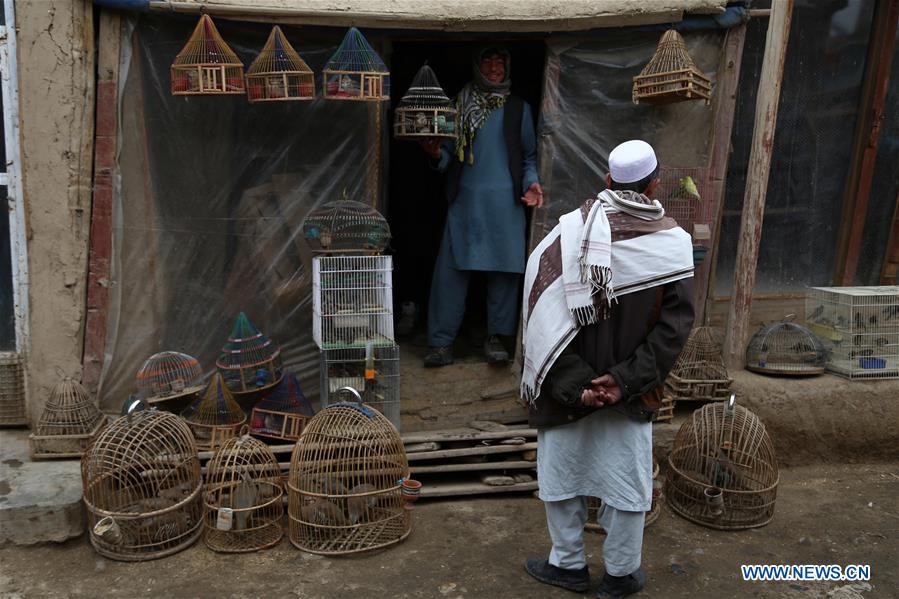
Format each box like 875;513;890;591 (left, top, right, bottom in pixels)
246;25;315;102
136;351;205;403
171;14;245;96
216;312;284;394
82;407;203;561
745;316;827;376
30;377;108;459
249;371;315;442
181;372;247;451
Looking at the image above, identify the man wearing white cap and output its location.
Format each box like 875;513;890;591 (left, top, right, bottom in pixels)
521;140;695;598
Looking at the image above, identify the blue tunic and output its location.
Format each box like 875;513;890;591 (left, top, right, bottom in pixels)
437;102;539;273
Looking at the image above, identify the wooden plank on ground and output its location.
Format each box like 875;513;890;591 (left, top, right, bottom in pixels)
419;480;539;499
401;428;536;444
406;442;538;461
411;461;536;474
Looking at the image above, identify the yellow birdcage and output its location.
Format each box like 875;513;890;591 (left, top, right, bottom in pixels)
246;26;315;102
181;373;247;451
171;14;244;96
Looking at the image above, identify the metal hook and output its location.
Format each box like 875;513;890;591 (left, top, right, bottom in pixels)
123;395;149;423
335;386;363;404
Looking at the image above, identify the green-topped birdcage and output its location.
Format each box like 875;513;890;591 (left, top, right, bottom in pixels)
249;371;315;442
216;312;284;395
171;14;244;96
323;27;389;101
394;64;457;139
246;26;315;102
181;372;247;451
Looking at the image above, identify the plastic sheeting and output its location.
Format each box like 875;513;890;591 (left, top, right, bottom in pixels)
100;14;388;411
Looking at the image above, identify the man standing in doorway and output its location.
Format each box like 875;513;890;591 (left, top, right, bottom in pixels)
419;46;543;367
520;140;695;598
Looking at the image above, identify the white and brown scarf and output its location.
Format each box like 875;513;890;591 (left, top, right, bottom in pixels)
520;189;694;406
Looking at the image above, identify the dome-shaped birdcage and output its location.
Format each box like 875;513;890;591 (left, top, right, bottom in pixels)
216;312;284;395
745;317;828;376
250;371;315;442
633;29;711;106
246;25;315;102
666;396;778;530
287;390;411;555
30;378;108;459
666;326;732;402
394;64;457;140
203;430;284;552
181;373;247;451
82;405;202;561
136;351;204;404
171;14;244;96
323;27;389;101
302;198;391;254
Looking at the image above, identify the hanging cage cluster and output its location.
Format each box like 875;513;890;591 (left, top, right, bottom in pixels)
666;397;778;530
246;25;315;102
394;64;457;139
303;199;391;254
203;431;284;552
287;397;411;555
216;312;284;394
136;351;204;404
745;317;828;376
633;29;711;106
0;352;27;426
30;378;107;459
249;371;315;442
181;373;247;451
666;326;732;402
323;27;390;101
82;407;203;561
171;14;245;96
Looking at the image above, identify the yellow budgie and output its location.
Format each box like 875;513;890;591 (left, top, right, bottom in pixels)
678;176;701;201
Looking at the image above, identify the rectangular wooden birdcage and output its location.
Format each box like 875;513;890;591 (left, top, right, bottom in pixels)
319;344;400;430
313;255;394;350
806;286;899;379
0;352;27;426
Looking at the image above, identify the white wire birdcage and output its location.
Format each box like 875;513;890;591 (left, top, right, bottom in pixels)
320;344;400;430
313;255;394;350
806;286;899;379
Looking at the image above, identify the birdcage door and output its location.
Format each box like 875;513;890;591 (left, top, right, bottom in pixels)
202;66;224;92
363;74;382;99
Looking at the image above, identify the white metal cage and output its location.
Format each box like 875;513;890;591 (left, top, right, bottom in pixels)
320;345;400;430
805;286;899;380
313;255;394;350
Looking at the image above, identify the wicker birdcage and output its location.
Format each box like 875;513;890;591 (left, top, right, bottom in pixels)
633;29;711;106
394;64;457;140
136;351;204;404
216;312;284;395
323;27;389;101
0;352;27;426
82;405;203;561
666;326;732;402
203;431;284;552
745;316;827;376
29;378;108;459
246;26;315;103
303;199;391;254
181;373;247;451
171;14;244;96
249;371;315;442
666;396;778;530
287;391;412;555
586;458;661;533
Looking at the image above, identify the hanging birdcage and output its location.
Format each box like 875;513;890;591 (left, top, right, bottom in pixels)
249;371;315;442
171;14;244;96
136;351;204;405
0;352;27;426
745;316;828;376
303;198;391;254
633;29;711;106
82;404;203;561
323;27;390;101
216;312;284;395
246;26;315;102
666;326;732;402
29;378;108;459
666;396;778;530
394;64;457;140
586;458;661;533
203;431;284;552
287;390;412;555
181;373;247;451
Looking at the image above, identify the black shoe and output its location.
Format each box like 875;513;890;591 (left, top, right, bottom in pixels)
423;346;453;367
596;568;646;599
524;558;590;593
484;335;510;363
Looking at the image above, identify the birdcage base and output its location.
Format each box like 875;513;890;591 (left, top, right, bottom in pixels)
29;416;108;459
288;506;411;555
393;107;457;140
825;357;899;380
90;519;203;562
745;364;826;377
188;420;247;452
666;372;732;402
146;384;205;405
204;520;283;553
250;408;310;442
633;69;711;106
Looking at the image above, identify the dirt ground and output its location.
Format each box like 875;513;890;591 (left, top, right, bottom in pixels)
0;462;896;599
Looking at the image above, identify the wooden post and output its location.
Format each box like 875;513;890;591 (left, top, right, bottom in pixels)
880;192;899;285
832;0;899;285
723;0;793;368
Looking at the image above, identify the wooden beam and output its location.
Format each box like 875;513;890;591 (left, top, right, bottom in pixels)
724;0;793;368
833;0;899;285
695;24;747;325
880;192;899;285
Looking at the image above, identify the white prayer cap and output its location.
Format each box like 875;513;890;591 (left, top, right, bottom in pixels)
608;140;658;184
